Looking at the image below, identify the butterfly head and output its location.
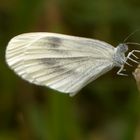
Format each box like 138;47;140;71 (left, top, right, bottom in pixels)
117;43;128;53
113;43;129;67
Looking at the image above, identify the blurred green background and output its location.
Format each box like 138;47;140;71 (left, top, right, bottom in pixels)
1;0;140;140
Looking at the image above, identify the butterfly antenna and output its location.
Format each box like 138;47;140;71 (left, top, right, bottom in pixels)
125;42;140;46
123;29;140;43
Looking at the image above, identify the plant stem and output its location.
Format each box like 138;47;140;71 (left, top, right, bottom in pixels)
133;65;140;91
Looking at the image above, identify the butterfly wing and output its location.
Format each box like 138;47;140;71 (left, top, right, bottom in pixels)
6;33;115;96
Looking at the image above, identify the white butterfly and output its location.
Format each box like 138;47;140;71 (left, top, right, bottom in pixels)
5;32;140;96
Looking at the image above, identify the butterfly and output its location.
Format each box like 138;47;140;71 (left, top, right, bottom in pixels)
5;32;140;96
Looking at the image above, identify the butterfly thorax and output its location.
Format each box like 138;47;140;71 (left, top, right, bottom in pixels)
113;43;128;67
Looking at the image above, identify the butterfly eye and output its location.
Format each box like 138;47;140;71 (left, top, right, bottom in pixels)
118;43;128;53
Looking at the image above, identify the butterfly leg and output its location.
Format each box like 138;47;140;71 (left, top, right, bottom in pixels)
126;50;140;64
117;65;128;76
117;50;140;76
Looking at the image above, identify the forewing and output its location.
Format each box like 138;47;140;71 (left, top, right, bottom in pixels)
6;33;114;96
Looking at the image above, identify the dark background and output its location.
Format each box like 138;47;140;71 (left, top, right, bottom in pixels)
0;0;140;140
